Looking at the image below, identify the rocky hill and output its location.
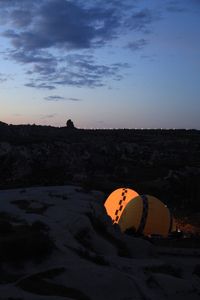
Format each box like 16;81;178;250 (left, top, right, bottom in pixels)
0;123;200;214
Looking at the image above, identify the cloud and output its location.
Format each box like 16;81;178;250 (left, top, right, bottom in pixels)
166;1;187;13
165;0;200;12
2;0;120;51
0;1;158;50
0;0;157;89
44;95;82;102
25;82;56;90
124;9;157;32
140;54;157;62
0;73;10;83
41;114;57;119
10;9;33;27
0;75;7;83
68;97;82;102
127;39;148;51
9;49;56;65
51;55;129;87
20;53;130;88
44;95;65;101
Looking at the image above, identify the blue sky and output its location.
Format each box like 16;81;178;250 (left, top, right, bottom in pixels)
0;0;200;129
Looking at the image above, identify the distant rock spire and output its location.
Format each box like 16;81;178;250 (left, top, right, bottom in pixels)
66;119;76;129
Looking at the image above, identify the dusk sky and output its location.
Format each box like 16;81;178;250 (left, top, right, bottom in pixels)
0;0;200;129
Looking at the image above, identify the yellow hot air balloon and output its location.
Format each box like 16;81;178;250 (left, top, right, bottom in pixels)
118;195;172;237
104;188;139;223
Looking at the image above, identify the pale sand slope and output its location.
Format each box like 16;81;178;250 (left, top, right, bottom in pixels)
0;186;199;300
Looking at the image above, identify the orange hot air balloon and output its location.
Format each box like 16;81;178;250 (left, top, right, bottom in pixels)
104;188;139;223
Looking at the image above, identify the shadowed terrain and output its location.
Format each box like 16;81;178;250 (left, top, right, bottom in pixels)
0;186;200;299
0;122;200;218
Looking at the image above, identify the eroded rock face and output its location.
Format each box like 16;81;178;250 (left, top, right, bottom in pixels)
0;128;200;214
0;186;200;300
